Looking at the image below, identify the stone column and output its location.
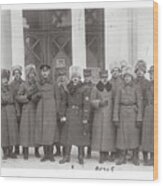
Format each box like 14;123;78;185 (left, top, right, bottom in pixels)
10;10;25;78
1;10;12;70
71;9;86;74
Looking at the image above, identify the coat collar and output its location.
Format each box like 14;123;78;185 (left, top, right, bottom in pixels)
67;81;82;95
96;81;112;92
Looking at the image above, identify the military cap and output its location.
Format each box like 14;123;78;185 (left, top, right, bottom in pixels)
83;69;92;77
99;70;108;78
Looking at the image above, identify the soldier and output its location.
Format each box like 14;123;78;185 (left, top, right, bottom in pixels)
141;65;154;166
55;67;69;157
120;60;128;79
10;65;24;155
109;64;123;161
35;64;58;162
110;64;122;100
83;69;94;159
59;66;90;164
113;67;143;166
134;60;149;163
1;69;18;159
16;64;40;160
91;70;116;163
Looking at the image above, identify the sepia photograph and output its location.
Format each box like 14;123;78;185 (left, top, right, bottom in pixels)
0;0;157;181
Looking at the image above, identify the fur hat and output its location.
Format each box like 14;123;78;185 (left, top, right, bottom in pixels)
148;65;154;74
110;61;121;74
69;66;82;79
134;60;147;73
25;64;36;77
123;66;133;77
120;60;128;70
1;69;10;80
40;64;51;71
12;65;22;76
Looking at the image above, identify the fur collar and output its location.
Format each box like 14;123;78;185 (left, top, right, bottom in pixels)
96;81;112;92
67;81;82;95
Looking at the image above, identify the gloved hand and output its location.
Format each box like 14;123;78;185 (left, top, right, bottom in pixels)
99;100;108;107
60;117;67;123
136;121;142;128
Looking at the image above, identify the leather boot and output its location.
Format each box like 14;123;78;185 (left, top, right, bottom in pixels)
99;152;105;164
143;151;148;165
54;144;61;156
41;146;48;162
62;146;66;157
108;152;116;162
132;149;139;166
78;146;84;165
87;146;91;159
35;147;41;158
9;146;17;159
2;147;8;160
49;146;55;162
23;147;29;160
116;150;126;165
59;146;71;164
146;152;154;166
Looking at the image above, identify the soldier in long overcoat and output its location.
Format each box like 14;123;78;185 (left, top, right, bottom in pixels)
59;66;90;164
91;70;116;163
82;69;94;158
134;60;149;162
10;65;24;155
141;66;154;166
35;64;58;162
55;67;68;157
16;64;40;160
109;65;123;161
1;69;18;159
113;67;143;165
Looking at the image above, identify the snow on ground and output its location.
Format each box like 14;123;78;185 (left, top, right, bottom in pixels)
1;146;153;173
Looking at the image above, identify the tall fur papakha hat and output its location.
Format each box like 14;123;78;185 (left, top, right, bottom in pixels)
134;60;147;73
1;69;10;80
25;64;36;77
110;61;121;74
148;65;154;74
123;66;134;78
69;65;82;79
11;65;22;76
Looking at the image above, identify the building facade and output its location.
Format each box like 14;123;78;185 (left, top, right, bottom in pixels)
1;4;153;80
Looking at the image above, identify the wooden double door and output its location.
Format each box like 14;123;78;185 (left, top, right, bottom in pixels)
23;9;105;81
